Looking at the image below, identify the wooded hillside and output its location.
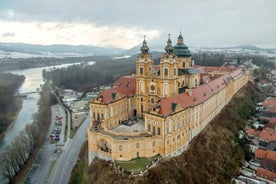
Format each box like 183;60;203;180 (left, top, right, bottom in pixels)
70;82;259;184
0;73;25;139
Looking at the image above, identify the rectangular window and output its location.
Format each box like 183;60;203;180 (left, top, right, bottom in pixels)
158;128;160;135
164;83;168;96
167;127;169;134
153;126;156;135
148;125;151;132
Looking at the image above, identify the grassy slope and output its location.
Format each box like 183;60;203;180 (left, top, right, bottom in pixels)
70;82;259;184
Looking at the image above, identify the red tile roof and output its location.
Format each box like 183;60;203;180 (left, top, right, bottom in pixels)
99;75;136;104
261;97;276;108
157;68;244;117
255;149;276;160
255;149;267;159
260;128;276;142
266;118;276;128
229;69;243;80
256;167;276;181
158;84;213;116
207;76;227;94
194;66;237;73
270;118;276;124
246;127;261;137
200;74;211;84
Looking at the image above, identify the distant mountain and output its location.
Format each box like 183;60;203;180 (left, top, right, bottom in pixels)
124;43;276;58
122;44;165;56
192;45;276;57
0;43;126;58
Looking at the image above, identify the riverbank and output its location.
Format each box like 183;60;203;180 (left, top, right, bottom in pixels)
12;84;53;184
69;82;259;184
0;97;24;141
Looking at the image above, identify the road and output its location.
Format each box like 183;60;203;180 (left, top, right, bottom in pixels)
48;114;90;184
26;105;66;184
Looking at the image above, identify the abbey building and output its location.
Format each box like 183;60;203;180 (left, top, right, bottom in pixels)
87;33;249;163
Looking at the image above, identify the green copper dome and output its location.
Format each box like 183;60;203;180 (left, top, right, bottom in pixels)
174;33;191;57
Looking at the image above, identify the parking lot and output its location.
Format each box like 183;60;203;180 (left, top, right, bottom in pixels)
50;105;66;144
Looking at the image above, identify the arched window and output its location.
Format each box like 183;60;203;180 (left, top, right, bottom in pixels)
140;67;144;74
151;98;154;103
164;68;168;76
141;97;143;102
174;68;176;76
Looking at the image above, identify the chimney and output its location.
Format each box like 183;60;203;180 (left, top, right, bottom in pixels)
187;89;192;96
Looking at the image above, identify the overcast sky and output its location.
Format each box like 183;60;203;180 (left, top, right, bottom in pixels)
0;0;276;49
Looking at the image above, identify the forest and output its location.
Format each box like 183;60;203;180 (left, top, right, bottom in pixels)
42;53;274;92
42;56;136;91
0;73;25;139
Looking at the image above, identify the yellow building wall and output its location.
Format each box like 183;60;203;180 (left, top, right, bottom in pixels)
88;67;250;163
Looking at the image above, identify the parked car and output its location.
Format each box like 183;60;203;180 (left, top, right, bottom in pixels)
55;136;60;141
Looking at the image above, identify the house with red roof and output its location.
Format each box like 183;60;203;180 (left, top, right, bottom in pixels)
255;149;276;160
259;128;276;147
246;127;261;138
256;167;276;182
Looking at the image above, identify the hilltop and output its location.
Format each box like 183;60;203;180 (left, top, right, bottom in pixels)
70;82;259;184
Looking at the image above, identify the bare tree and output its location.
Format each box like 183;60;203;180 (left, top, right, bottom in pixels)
0;152;15;183
25;123;39;150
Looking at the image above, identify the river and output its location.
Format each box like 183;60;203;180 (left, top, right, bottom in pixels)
0;62;94;153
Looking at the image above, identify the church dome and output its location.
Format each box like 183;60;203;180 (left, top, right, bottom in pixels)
140;36;149;54
164;34;174;54
174;33;191;57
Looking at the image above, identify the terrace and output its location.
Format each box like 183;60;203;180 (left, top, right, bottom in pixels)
111;118;145;133
91;118;151;140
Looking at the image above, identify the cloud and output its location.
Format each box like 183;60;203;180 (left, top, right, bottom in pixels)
0;0;276;47
2;32;15;37
0;20;160;49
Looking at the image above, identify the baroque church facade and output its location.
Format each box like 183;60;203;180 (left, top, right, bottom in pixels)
87;33;249;163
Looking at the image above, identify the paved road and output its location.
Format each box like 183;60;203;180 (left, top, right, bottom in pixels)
26;105;66;184
48;114;90;184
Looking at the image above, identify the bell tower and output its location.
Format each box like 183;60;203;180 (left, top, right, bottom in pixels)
159;34;179;97
135;36;154;117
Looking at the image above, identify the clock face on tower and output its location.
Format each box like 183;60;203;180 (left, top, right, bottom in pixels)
151;85;155;91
